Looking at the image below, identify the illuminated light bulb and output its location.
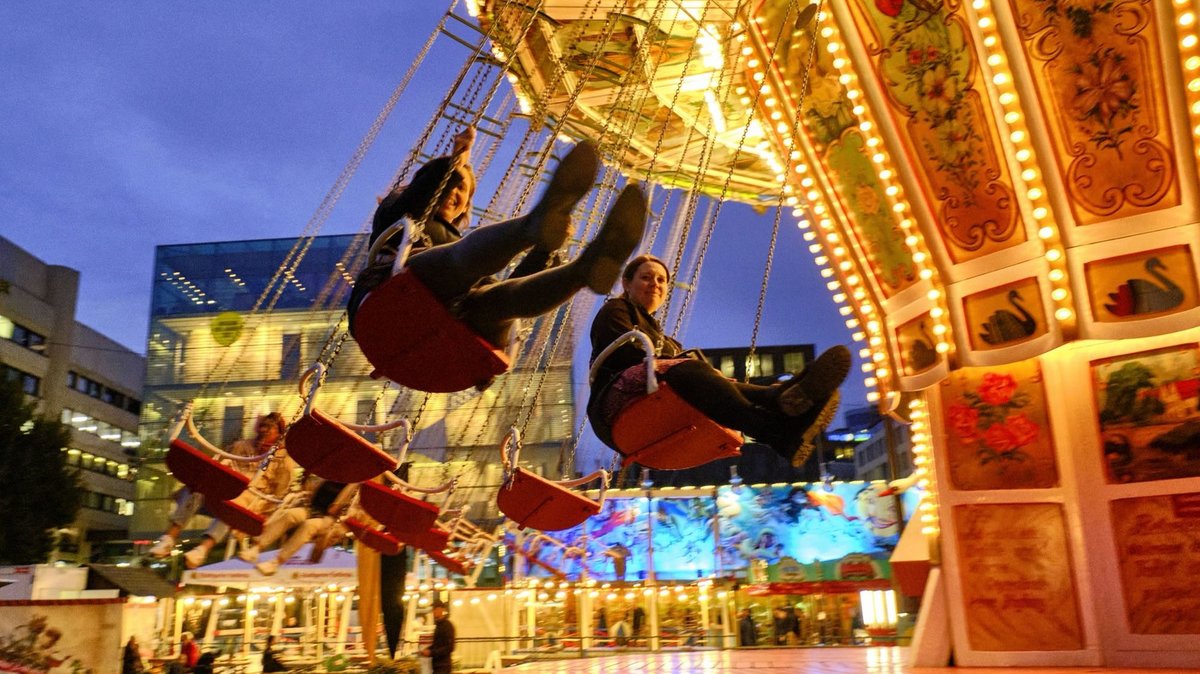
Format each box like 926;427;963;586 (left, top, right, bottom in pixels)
854;289;867;299
809;244;823;254
833;292;847;303
1021;168;1038;182
862;304;876;315
821;268;834;278
839;260;853;271
930;307;944;318
1038;226;1053;239
989;54;1003;67
852;331;866;341
853;104;866;115
866;136;881;147
1185;35;1199;48
919;268;933;280
1033;206;1048;220
879;169;893;180
1045;248;1063;262
827;42;841;53
935;341;950;353
753;72;765;82
1055;307;1073;320
1051;288;1068;301
904;235;919;247
1190;78;1200;93
1010;129;1026;143
826;232;841;243
740;96;751;105
839;306;853;316
999;92;1015;104
803;232;817;242
932;324;947;336
833;246;846;256
748;58;760;68
869;336;882;347
1028;187;1044;199
892;202;906;212
972;0;985;7
847;89;861;100
864;377;878;387
760;84;770;94
1015;148;1031;162
927;288;941;300
885;185;899;196
807;190;820;200
867;321;882;334
801;176;815;187
993;72;1010;85
815;255;829;264
876;368;889;378
846;318;860;328
978;16;993;28
821;26;834;38
860;121;874;132
1180;11;1196;26
776;121;789;133
1048;269;1064;282
867;391;881;402
839;73;852;85
984;35;997;47
770;110;783;120
1188;56;1200;70
847;274;862;286
912;252;927;263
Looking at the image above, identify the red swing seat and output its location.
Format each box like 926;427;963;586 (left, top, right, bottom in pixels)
610;382;743;471
427;549;469;576
166;439;250;502
344;517;403;556
358;480;441;536
497;469;602;532
287;409;398;483
353;269;510;393
204;497;265;537
393;525;452;554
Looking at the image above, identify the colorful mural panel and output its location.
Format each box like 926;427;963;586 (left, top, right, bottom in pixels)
1092;343;1200;484
953;503;1084;650
962;278;1046;351
1084;245;1197;323
1010;0;1180;224
1110;493;1200;634
941;362;1060;490
650;497;718;581
851;0;1025;263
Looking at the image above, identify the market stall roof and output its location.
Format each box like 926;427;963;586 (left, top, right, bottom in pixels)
86;564;177;598
181;545;357;588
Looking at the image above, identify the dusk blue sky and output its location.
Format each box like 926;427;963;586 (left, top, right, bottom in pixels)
1;3;868;424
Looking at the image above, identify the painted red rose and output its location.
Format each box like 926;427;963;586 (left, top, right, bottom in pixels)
977;372;1018;406
947;403;979;440
908;48;923;66
982;423;1018;452
876;0;904;17
1004;412;1039;447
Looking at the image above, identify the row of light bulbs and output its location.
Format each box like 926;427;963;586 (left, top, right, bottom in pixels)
1172;0;1200;171
969;0;1074;326
907;398;940;537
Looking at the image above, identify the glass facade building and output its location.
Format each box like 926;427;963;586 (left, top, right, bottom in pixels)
133;234;578;537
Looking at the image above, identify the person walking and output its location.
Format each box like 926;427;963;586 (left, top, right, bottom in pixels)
421;600;455;674
738;609;758;647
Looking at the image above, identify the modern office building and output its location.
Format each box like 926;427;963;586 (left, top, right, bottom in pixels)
132;234;578;541
0;236;145;562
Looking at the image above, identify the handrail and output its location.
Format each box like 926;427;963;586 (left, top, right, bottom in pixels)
587;329;658;394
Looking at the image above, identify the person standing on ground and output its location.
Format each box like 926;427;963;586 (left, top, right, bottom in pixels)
421;600;455;674
179;632;199;669
738;608;758;647
261;635;287;673
121;636;143;674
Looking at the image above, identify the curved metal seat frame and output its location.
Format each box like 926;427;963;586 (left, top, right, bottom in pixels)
359;436;455;536
352;219;510;393
286;364;412;483
496;427;609;532
590;331;743;471
165;403;272;502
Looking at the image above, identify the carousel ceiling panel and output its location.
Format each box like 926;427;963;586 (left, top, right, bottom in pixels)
483;2;787;205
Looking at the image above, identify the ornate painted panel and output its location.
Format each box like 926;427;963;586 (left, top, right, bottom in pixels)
1009;0;1180;225
850;0;1026;264
1083;245;1198;323
941;362;1059;490
1110;493;1200;634
953;503;1083;650
962;277;1047;351
752;8;919;299
1091;343;1200;484
897;312;942;376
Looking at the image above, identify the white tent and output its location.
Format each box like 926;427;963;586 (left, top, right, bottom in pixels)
181;544;357;588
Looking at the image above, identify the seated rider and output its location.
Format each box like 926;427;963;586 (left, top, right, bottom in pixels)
149;413;296;568
588;254;851;466
348;128;647;353
239;474;356;576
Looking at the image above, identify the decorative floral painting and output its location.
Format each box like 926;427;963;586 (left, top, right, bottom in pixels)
852;0;1024;263
1092;344;1200;484
748;13;918;298
1010;0;1179;224
1084;245;1197;323
941;361;1059;490
962;277;1046;351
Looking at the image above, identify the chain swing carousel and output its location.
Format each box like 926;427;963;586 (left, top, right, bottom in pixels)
151;0;1200;668
469;0;1200;668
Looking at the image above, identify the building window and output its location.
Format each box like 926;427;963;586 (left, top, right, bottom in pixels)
3;365;40;396
67;371;142;415
0;316;47;352
783;351;806;374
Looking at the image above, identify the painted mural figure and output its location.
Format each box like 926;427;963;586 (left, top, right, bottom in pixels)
1104;257;1185;317
978;289;1037;345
